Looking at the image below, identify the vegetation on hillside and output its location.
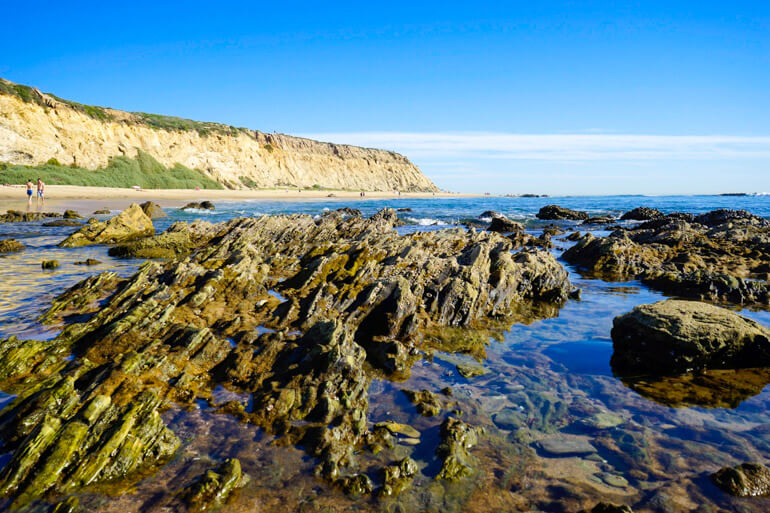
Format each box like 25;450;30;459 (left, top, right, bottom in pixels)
0;151;224;190
0;78;250;137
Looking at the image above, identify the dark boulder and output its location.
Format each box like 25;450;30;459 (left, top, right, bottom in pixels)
620;207;664;221
536;205;589;221
488;216;524;233
695;209;769;227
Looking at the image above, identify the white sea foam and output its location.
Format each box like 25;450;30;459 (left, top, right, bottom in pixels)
181;208;219;215
407;217;448;226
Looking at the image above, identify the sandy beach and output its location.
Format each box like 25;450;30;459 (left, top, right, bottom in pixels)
0;184;480;213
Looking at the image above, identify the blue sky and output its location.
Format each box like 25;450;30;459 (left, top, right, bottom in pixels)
3;1;769;194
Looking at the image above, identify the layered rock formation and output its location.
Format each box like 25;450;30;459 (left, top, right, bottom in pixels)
0;208;572;507
0;78;438;191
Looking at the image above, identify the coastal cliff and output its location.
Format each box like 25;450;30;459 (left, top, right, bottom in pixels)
0;78;438;191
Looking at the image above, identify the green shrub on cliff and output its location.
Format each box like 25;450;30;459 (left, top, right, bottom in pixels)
0;151;223;189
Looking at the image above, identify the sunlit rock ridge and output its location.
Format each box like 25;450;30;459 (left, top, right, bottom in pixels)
0;78;438;192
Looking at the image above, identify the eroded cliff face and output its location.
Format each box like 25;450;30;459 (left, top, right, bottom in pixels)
0;82;438;191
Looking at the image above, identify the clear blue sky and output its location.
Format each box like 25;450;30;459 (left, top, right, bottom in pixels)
3;1;769;194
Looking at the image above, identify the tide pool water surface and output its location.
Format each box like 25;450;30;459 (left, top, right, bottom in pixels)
0;195;768;513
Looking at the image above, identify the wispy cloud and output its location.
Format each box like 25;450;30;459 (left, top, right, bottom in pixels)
300;132;770;161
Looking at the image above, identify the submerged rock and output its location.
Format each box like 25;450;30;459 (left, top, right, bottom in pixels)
59;203;154;247
380;457;418;496
611;300;770;375
537;436;597;457
140;201;168;219
536;205;589;221
0;239;24;253
436;417;482;481
711;462;770;497
403;389;442;417
620;207;664;221
579;503;633;513
41;259;59;269
181;458;246;512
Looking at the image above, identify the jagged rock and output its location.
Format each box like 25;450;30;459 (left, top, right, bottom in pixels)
695;209;769;227
59;203;154;247
579;503;633;513
181;201;215;211
436;417;482;481
403;389;442;416
0;209;572;504
611;300;770;375
711;462;770;497
108;231;192;259
0;239;24;253
380;457;418;496
139;201;167;219
620;207;664;221
62;210;82;219
41;260;59;269
563;211;770;306
181;459;246;512
43;219;82;227
566;231;582;241
334;207;362;217
50;496;80;513
488;216;524;233
0;210;61;223
536;205;589;221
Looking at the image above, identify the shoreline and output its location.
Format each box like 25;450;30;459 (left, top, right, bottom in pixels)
0;184;481;212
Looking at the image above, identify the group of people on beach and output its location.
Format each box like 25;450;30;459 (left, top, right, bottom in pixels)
26;178;45;207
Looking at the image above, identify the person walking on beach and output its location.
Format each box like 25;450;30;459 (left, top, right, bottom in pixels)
26;179;34;206
36;178;45;207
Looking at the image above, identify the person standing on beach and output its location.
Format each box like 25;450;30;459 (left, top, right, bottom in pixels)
36;178;45;207
26;179;34;206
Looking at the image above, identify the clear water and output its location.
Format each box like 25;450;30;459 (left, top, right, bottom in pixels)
0;195;769;512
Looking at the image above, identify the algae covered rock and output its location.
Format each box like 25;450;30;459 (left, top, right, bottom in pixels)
537;205;589;221
59;203;154;247
0;210;61;223
380;457;418;496
92;209;111;215
108;231;192;259
710;462;770;497
181;458;246;512
0;239;24;253
436;417;482;481
611;300;770;375
403;389;442;417
41;259;59;269
338;473;374;496
62;210;82;219
139;201;167;219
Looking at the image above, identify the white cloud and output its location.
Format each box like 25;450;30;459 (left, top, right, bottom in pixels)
299;132;770;161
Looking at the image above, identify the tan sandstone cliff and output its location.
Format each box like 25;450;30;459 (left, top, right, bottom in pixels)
0;78;438;191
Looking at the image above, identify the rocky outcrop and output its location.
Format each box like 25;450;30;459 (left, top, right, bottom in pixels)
139;201;167;219
0;209;571;505
563;210;770;306
537;205;590;221
0;239;24;253
620;207;663;221
0;79;438;192
59;203;154;247
181;201;215;211
711;462;770;497
611;300;770;374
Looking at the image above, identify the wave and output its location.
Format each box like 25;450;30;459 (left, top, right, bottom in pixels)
406;217;448;226
180;208;220;215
